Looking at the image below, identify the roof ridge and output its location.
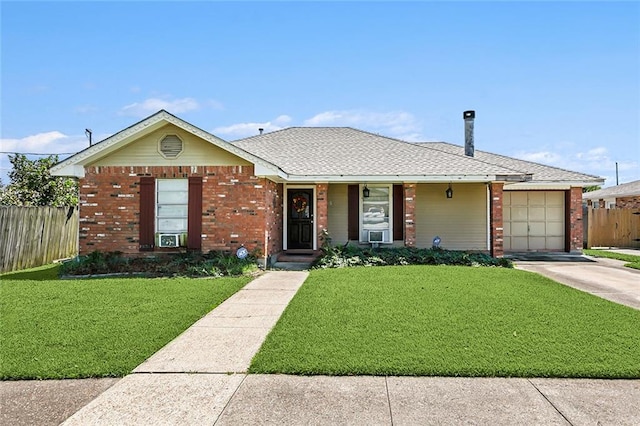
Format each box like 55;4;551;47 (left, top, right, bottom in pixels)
418;142;602;180
416;142;532;177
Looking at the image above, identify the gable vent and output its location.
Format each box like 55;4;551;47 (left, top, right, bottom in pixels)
159;135;183;158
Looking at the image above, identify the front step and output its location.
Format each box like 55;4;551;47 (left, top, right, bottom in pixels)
272;251;322;270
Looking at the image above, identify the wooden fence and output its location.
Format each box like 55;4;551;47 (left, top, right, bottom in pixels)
0;206;79;274
586;208;640;248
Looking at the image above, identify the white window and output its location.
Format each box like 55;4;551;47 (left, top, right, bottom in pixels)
157;179;188;233
361;184;392;243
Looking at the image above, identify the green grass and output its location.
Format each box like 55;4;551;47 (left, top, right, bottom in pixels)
583;249;640;270
250;266;640;378
1;264;251;380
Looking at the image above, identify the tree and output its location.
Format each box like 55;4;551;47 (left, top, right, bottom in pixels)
0;154;78;206
582;185;601;193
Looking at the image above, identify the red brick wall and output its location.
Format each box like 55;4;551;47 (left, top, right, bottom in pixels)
489;183;504;257
616;196;640;209
78;165;282;256
567;187;583;252
316;183;329;249
403;183;416;247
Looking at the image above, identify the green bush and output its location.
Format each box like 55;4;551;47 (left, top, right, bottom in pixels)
60;250;260;277
313;244;512;269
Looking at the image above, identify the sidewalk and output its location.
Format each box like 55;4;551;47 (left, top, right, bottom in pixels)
58;269;639;425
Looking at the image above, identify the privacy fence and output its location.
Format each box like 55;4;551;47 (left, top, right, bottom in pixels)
584;207;640;249
0;206;79;274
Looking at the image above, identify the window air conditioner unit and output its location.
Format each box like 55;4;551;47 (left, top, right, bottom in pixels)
368;230;384;243
158;234;180;248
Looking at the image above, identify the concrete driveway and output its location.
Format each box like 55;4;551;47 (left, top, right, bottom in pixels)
515;256;640;310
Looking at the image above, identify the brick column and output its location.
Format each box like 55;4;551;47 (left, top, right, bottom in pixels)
404;183;416;247
568;187;583;252
316;183;329;249
489;183;504;258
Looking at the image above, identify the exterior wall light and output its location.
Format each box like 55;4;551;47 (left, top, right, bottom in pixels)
446;184;453;199
363;185;370;198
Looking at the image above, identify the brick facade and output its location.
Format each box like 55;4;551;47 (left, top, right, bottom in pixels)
567;187;583;252
403;183;416;247
315;183;329;249
489;183;504;257
78;165;282;256
616;196;640;209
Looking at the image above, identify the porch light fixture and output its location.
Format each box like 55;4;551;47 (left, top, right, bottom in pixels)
445;184;453;199
363;185;370;198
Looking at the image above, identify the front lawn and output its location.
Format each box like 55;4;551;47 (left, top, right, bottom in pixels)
250;266;640;378
0;264;250;380
583;249;640;270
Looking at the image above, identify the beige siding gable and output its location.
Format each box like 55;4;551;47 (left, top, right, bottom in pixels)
415;183;488;250
90;124;251;167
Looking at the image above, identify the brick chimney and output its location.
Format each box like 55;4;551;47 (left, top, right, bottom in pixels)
464;110;475;157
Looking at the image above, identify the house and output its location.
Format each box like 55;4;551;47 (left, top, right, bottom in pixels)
582;180;640;209
51;110;603;262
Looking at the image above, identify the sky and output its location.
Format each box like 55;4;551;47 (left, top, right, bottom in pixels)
1;1;639;187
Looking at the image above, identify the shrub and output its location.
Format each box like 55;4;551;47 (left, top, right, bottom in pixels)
60;250;260;277
312;244;512;269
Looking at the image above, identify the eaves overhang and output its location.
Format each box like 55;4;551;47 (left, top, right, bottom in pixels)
262;173;531;183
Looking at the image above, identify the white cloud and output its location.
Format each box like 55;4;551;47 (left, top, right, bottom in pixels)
119;97;201;117
513;145;639;185
213;115;293;138
303;109;422;141
0;131;98;183
515;151;563;165
213;110;423;141
1;131;69;152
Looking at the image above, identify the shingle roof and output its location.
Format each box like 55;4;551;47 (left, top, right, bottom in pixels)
422;142;602;183
582;180;640;200
231;127;527;178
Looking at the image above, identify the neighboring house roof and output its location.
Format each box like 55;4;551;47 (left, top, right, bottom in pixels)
421;142;603;186
50;110;285;179
232;127;529;182
582;180;640;200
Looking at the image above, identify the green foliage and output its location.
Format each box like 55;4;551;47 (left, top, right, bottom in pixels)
313;244;512;269
250;266;640;378
0;274;250;379
583;249;640;269
582;185;602;193
0;154;78;206
60;250;260;277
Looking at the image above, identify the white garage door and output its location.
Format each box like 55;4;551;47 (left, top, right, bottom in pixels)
503;191;565;251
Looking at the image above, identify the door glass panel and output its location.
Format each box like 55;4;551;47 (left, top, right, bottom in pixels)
291;192;310;219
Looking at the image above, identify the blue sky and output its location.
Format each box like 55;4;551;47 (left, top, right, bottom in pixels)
2;1;639;186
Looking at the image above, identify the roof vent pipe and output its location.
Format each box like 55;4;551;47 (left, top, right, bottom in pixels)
463;110;475;157
258;128;264;135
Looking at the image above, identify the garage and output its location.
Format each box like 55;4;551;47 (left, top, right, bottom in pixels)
503;191;565;251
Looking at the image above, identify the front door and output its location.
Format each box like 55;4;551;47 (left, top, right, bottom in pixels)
287;189;314;250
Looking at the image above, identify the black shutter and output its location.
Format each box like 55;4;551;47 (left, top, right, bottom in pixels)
348;185;359;241
188;177;203;250
139;177;155;251
393;184;404;241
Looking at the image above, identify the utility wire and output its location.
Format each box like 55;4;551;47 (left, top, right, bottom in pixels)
0;151;76;156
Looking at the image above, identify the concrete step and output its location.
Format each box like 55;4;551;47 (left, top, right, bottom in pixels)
272;261;313;271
